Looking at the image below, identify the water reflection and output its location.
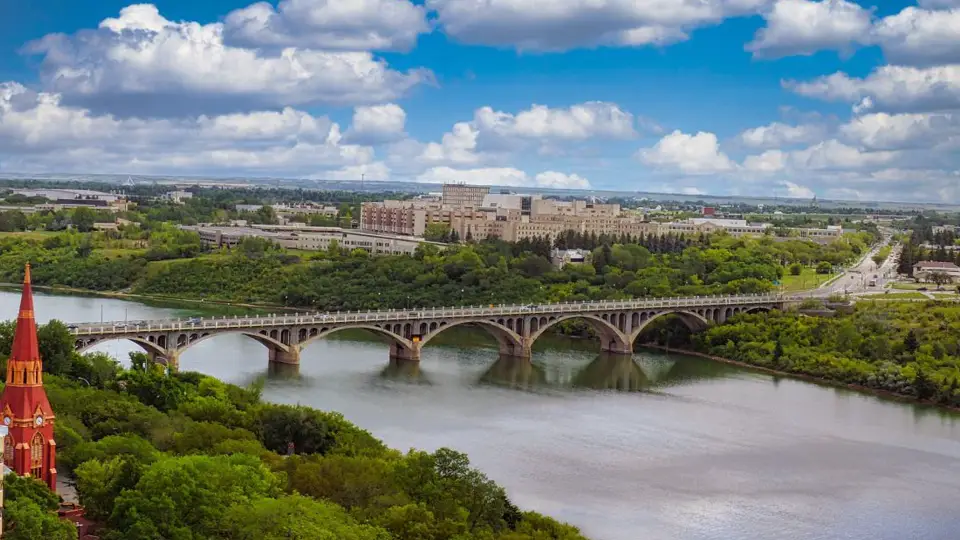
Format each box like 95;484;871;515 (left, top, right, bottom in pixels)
476;351;734;394
379;358;432;385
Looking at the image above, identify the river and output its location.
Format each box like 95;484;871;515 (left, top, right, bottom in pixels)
11;290;960;540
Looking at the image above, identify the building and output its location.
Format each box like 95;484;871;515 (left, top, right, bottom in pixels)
184;224;446;255
442;184;490;208
0;424;6;533
551;248;589;269
913;261;960;283
161;190;194;204
0;265;57;491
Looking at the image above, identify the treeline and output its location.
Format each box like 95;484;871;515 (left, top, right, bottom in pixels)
1;323;586;540
0;228;874;309
897;230;960;276
686;303;960;406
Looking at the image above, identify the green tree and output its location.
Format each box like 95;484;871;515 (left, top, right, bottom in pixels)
220;495;390;540
3;499;77;540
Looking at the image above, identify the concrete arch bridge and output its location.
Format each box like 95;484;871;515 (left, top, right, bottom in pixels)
70;294;794;370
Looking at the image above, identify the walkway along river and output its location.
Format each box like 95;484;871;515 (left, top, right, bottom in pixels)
10;290;960;540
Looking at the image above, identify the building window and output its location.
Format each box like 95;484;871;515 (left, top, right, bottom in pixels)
4;435;12;464
30;432;43;478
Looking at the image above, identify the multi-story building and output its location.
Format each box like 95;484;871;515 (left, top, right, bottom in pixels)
442;184;490;208
184;224;446;255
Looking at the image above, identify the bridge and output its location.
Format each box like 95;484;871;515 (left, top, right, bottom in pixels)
70;294;794;370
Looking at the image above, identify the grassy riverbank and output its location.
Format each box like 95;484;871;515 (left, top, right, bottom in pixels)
667;301;960;408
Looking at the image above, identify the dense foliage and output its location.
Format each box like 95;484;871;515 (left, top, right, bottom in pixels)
688;302;960;405
0;325;585;540
134;232;873;309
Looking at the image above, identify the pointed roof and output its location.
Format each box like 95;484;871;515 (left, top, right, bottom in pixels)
9;264;40;366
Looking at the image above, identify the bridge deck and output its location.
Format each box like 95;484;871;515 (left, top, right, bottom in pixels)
71;293;790;336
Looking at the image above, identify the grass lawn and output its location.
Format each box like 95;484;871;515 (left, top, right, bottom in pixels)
933;293;958;300
779;268;836;292
861;292;928;300
0;231;59;241
890;282;929;290
95;248;147;259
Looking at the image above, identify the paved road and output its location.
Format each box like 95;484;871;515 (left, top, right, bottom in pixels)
802;234;897;298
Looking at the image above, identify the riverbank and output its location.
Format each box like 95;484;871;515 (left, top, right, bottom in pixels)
640;343;959;412
0;282;300;315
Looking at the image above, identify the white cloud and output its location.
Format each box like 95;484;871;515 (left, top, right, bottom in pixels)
839;112;960;150
416;166;592;188
743;149;787;172
787;64;960;113
223;0;429;51
746;0;872;58
872;7;960;66
345;104;407;144
781;180;815;198
23;4;431;116
680;187;706;195
418;122;484;166
0;82;372;175
739;121;825;148
637;130;736;174
473;102;637;141
427;0;769;52
533;171;592;189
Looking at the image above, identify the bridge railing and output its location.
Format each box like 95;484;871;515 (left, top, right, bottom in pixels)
70;293;797;336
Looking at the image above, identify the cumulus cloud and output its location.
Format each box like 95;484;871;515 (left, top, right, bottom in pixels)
637;130;736;174
839;112;960;150
345;104;407;144
223;0;430;51
781;180;815;198
473;102;638;141
416;166;591;188
0;82;372;175
872;7;960;66
743;139;897;173
739;121;826;148
22;4;431;117
315;162;392;181
746;0;872;58
786;64;960;113
427;0;768;52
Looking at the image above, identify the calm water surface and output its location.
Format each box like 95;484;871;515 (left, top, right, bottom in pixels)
15;291;960;540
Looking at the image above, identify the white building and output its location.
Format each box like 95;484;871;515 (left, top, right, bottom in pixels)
913;261;960;283
183;224;446;256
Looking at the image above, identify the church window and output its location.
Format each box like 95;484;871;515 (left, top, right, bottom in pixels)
30;432;43;478
4;435;12;464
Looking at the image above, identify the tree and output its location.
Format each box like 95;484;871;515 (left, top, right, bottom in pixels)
255;403;336;455
816;261;832;274
788;263;803;276
70;206;97;232
220;495;390;540
903;329;920;353
37;320;76;376
3;499;77;540
928;271;951;289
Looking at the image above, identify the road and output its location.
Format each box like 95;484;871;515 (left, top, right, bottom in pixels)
802;235;898;298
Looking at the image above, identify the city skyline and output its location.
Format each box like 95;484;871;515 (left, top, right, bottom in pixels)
1;0;958;202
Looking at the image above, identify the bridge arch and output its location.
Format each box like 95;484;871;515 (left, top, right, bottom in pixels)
629;310;712;344
527;314;630;354
418;319;525;357
75;336;168;358
296;324;416;358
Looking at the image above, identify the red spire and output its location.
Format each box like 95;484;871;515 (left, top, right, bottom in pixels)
8;263;41;379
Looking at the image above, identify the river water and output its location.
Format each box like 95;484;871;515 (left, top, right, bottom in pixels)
13;291;960;540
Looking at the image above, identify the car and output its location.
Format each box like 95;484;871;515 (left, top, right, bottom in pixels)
188;317;201;324
917;287;928;291
67;324;78;331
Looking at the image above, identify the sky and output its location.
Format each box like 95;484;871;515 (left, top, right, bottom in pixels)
0;0;958;202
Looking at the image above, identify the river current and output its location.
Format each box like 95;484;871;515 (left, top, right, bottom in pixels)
12;291;960;540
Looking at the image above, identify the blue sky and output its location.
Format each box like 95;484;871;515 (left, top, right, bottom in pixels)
0;0;958;201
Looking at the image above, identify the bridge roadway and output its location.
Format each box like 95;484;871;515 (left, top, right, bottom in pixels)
70;293;793;370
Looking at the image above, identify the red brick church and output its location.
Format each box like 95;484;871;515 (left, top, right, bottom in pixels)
0;264;57;490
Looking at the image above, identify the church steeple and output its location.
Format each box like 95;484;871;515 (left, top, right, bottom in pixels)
0;263;57;491
7;264;43;386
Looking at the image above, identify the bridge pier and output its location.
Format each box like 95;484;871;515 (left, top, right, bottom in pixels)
268;346;300;365
149;350;180;371
501;340;533;360
389;342;421;362
600;340;633;355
